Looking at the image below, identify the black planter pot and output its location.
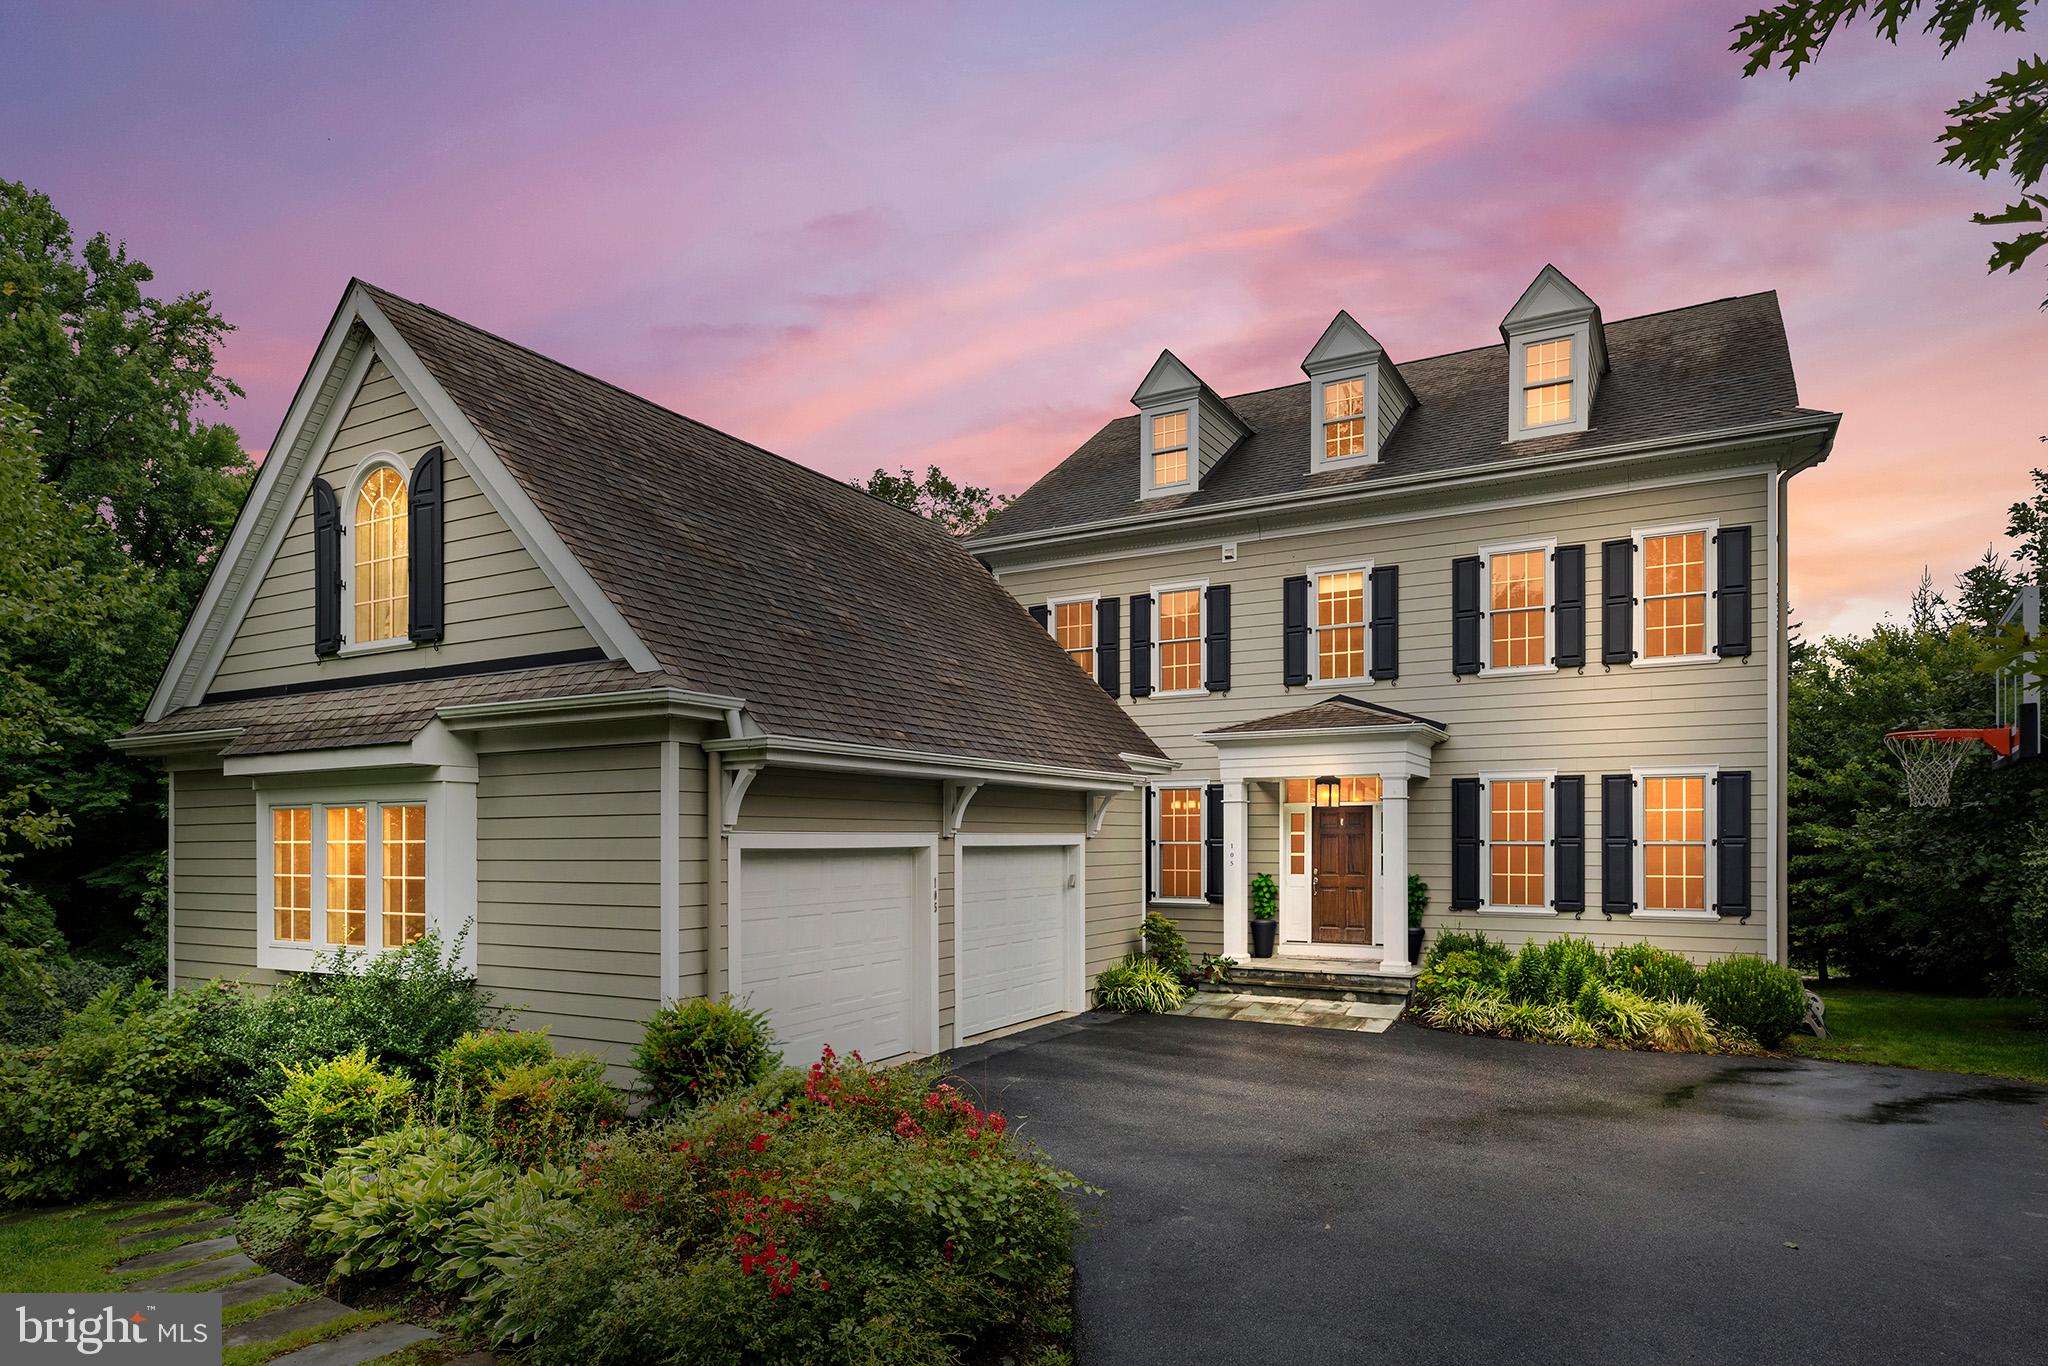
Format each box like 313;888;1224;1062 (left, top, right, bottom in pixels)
1249;918;1279;958
1408;925;1425;966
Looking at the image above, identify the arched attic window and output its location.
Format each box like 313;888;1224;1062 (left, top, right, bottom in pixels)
353;462;409;644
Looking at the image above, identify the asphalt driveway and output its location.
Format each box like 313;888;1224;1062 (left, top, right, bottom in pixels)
948;1013;2048;1366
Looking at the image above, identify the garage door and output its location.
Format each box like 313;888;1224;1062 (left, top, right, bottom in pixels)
737;845;925;1065
957;842;1075;1038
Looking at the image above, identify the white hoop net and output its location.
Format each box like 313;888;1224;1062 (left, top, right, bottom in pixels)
1884;734;1973;808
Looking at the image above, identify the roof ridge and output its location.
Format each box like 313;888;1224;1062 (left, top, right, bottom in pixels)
354;280;946;539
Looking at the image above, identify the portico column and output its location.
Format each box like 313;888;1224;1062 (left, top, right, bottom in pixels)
1377;775;1411;969
1222;778;1249;960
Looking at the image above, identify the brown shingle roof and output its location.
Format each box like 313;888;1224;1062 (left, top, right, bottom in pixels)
974;291;1827;542
1205;696;1446;737
126;659;666;756
357;284;1162;775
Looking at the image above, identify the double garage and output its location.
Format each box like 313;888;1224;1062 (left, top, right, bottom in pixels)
728;833;1086;1065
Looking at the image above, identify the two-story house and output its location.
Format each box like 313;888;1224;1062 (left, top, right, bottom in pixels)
969;267;1839;973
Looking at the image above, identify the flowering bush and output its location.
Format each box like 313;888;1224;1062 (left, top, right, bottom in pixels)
491;1047;1084;1365
633;996;778;1119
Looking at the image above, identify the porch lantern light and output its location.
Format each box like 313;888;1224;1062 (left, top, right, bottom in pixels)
1313;775;1341;807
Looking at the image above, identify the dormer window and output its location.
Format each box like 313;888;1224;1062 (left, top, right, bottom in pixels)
1522;337;1573;428
1151;412;1190;487
1322;378;1367;459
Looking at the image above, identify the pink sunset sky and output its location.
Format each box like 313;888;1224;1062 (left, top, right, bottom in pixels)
9;1;2043;636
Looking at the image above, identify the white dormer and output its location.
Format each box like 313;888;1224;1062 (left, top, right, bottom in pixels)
1301;310;1416;474
1133;349;1248;500
1501;265;1608;441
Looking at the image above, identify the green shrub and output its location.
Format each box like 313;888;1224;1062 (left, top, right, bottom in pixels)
1250;874;1279;923
2014;845;2048;1005
0;958;133;1047
1646;998;1713;1052
1142;910;1192;975
1696;955;1807;1047
1424;990;1506;1034
479;1056;624;1167
436;1028;557;1108
264;1048;416;1174
1505;937;1606;1005
1416;948;1508;1004
492;1050;1081;1366
634;996;778;1119
283;1124;580;1290
1424;929;1509;970
1095;953;1189;1013
0;983;221;1203
1505;942;1552;1004
1606;942;1700;1002
1408;874;1428;928
1584;986;1660;1043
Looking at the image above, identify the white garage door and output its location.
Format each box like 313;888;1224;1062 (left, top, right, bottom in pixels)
958;842;1075;1038
737;845;925;1065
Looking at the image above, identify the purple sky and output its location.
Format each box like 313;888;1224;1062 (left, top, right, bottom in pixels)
8;1;2043;635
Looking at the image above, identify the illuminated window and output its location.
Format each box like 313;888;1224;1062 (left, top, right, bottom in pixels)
381;804;427;948
1052;600;1095;679
1155;588;1204;693
1151;412;1189;486
1313;568;1367;681
1283;776;1380;805
1288;809;1307;875
1522;337;1573;428
354;466;409;643
325;805;368;947
272;808;312;943
1641;530;1709;659
1487;779;1546;909
1486;546;1549;670
1156;787;1203;899
1642;776;1707;911
1322;377;1367;460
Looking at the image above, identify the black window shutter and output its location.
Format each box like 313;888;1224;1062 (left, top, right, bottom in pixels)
1203;783;1224;905
1029;604;1050;629
1601;774;1635;914
1601;539;1635;664
1451;556;1483;676
1552;544;1585;668
1715;770;1753;918
312;477;342;657
1369;565;1400;680
1129;594;1153;698
1096;597;1121;698
1204;585;1231;692
1282;575;1310;686
1714;526;1753;659
1143;788;1155;902
1450;777;1481;910
1552;775;1585;913
406;447;446;644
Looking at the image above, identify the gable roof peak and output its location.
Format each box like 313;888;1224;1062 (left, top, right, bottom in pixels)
1131;348;1206;408
1500;264;1602;339
1301;309;1390;375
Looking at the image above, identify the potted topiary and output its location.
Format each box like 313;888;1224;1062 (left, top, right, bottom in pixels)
1250;873;1279;958
1407;875;1428;965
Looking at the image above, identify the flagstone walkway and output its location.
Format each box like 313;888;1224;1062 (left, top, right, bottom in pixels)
107;1203;485;1365
1174;991;1402;1031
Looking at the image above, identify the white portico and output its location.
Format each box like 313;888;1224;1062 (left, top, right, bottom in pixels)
1201;697;1446;971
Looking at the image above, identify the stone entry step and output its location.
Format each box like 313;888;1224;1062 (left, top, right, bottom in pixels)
113;1234;239;1273
117;1214;236;1247
269;1321;437;1365
224;1297;354;1349
1207;961;1414;1005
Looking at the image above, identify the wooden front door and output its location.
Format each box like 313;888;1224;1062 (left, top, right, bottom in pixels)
1311;806;1373;946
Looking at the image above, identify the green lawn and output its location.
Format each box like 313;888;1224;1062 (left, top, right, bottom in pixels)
0;1199;234;1293
1788;984;2048;1084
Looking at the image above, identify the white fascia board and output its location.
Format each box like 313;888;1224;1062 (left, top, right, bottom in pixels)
435;686;747;731
965;413;1842;559
108;727;246;758
226;719;477;780
702;733;1148;792
351;288;660;675
1200;723;1447;745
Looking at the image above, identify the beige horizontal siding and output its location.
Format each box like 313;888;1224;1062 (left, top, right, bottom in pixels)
476;743;661;1072
171;768;282;989
211;355;597;693
995;472;1775;962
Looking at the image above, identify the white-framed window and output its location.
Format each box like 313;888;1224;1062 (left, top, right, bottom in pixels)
1148;411;1190;489
1479;538;1556;675
256;778;475;971
1308;560;1371;684
1634;767;1715;917
1522;336;1574;429
1481;772;1553;913
1505;321;1593;441
1047;594;1098;679
1634;521;1717;665
1152;784;1206;902
1152;581;1207;695
343;453;413;652
1322;376;1367;460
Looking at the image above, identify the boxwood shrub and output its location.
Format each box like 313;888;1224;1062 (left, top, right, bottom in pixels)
634;996;779;1119
1696;955;1808;1047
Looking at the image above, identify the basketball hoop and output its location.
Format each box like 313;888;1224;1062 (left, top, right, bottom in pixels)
1883;728;2015;808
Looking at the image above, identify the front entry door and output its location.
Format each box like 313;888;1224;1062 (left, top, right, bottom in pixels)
1311;806;1373;946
